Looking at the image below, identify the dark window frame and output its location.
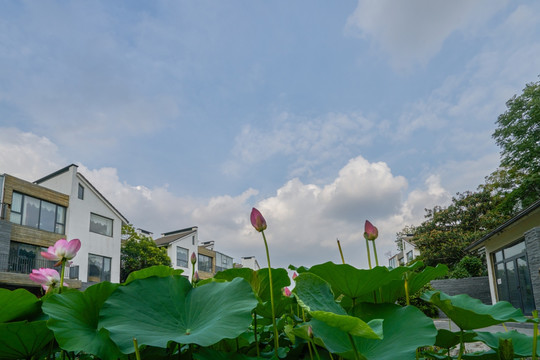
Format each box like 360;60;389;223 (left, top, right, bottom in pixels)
176;246;188;268
78;184;84;200
9;191;66;234
89;213;114;237
87;253;111;282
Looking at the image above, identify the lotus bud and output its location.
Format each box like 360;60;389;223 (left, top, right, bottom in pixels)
308;326;314;339
292;272;298;280
250;208;267;232
283;287;291;297
363;220;378;241
191;252;197;265
193;271;199;282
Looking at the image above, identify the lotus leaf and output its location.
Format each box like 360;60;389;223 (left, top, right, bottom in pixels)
0;288;41;323
124;265;184;284
42;281;122;360
0;320;54;359
474;330;540;357
100;276;258;353
421;291;527;330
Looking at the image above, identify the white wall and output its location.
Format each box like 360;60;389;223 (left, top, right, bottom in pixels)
38;165;124;283
166;232;199;281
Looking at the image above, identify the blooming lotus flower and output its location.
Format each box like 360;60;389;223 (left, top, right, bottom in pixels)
250;208;267;232
364;220;378;241
283;287;292;297
41;238;81;266
29;268;67;292
191;252;197;265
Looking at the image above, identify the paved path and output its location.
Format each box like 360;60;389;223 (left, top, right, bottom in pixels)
434;318;535;336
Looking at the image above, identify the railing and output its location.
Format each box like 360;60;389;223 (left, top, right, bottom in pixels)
0;253;57;274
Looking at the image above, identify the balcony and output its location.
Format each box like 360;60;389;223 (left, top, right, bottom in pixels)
0;253;57;274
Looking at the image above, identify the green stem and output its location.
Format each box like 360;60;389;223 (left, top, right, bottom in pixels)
253;311;260;358
371;240;379;267
533;310;538;360
404;274;410;306
457;330;464;360
307;340;314;360
347;333;361;360
365;238;372;270
133;338;141;360
261;231;280;357
337;239;345;264
311;340;321;360
59;260;66;294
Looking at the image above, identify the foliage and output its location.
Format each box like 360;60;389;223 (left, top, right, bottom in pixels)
397;284;439;318
1;262;538;359
120;224;171;282
449;255;485;279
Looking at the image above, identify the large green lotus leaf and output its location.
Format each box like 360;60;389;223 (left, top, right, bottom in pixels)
370;263;448;304
100;276;258;352
0;288;41;323
124;265;184;284
474;330;540;357
256;268;291;303
305;262;413;303
309;304;437;359
42;281;122;360
0;320;54;359
255;295;294;319
214;268;258;290
434;329;477;349
421;291;527;330
294;273;382;339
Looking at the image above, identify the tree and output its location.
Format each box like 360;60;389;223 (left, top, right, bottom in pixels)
492;79;540;210
120;224;171;282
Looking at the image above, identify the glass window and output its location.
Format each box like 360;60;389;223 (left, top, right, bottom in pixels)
78;184;84;200
88;254;111;282
215;252;233;272
90;213;113;237
9;192;66;234
176;247;188;268
198;254;213;272
8;242;56;274
406;251;413;263
494;250;504;263
503;241;526;259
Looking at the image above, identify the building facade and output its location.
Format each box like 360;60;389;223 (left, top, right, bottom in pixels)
0;164;128;288
154;227;199;281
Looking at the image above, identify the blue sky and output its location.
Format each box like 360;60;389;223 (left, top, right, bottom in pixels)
1;0;540;269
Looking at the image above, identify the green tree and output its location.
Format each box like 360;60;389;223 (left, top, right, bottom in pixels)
120;224;171;282
492;79;540;210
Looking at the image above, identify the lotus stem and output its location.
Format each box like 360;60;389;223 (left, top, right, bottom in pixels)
337;239;345;264
404;273;410;306
59;260;66;294
261;230;280;357
457;330;464;360
253;310;260;358
371;240;379;267
133;338;141;360
347;333;361;360
311;340;321;360
533;310;538;360
365;238;372;270
307;341;314;360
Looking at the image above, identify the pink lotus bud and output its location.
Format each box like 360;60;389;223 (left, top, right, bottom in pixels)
193;271;199;282
250;208;267;232
308;326;314;339
363;220;378;241
292;272;298;280
41;238;81;266
283;287;291;297
191;252;197;265
29;268;67;292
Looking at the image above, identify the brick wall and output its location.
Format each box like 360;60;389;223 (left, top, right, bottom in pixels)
431;276;492;305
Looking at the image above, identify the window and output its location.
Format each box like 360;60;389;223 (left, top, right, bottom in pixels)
9;192;66;234
389;257;397;268
88;254;111;282
406;251;413;263
192;235;195;245
8;242;56;274
176;246;188;268
90;213;113;237
215;252;233;272
78;184;84;200
198;254;213;273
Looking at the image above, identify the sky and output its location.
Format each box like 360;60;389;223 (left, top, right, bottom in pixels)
1;0;540;271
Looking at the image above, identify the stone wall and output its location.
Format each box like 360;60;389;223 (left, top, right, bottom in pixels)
0;220;12;272
525;226;540;311
431;276;491;306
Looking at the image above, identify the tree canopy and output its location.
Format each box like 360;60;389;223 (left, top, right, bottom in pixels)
120;224;171;282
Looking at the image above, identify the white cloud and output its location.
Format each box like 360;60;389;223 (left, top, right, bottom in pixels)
346;0;508;69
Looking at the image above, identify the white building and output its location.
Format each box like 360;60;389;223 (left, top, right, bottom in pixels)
240;256;260;270
35;164;128;283
154;227;199;281
388;236;420;268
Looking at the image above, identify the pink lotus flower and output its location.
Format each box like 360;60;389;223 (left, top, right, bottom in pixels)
292;272;298;280
250;208;267;232
191;252;197;265
41;238;81;266
283;287;292;297
29;268;67;292
364;220;378;241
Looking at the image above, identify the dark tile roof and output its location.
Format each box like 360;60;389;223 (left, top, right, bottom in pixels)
154;228;197;246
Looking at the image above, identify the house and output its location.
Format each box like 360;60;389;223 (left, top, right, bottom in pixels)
240;256;260;270
388;235;420;268
466;199;540;315
0;164;128;289
154;227;199;281
197;241;234;280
